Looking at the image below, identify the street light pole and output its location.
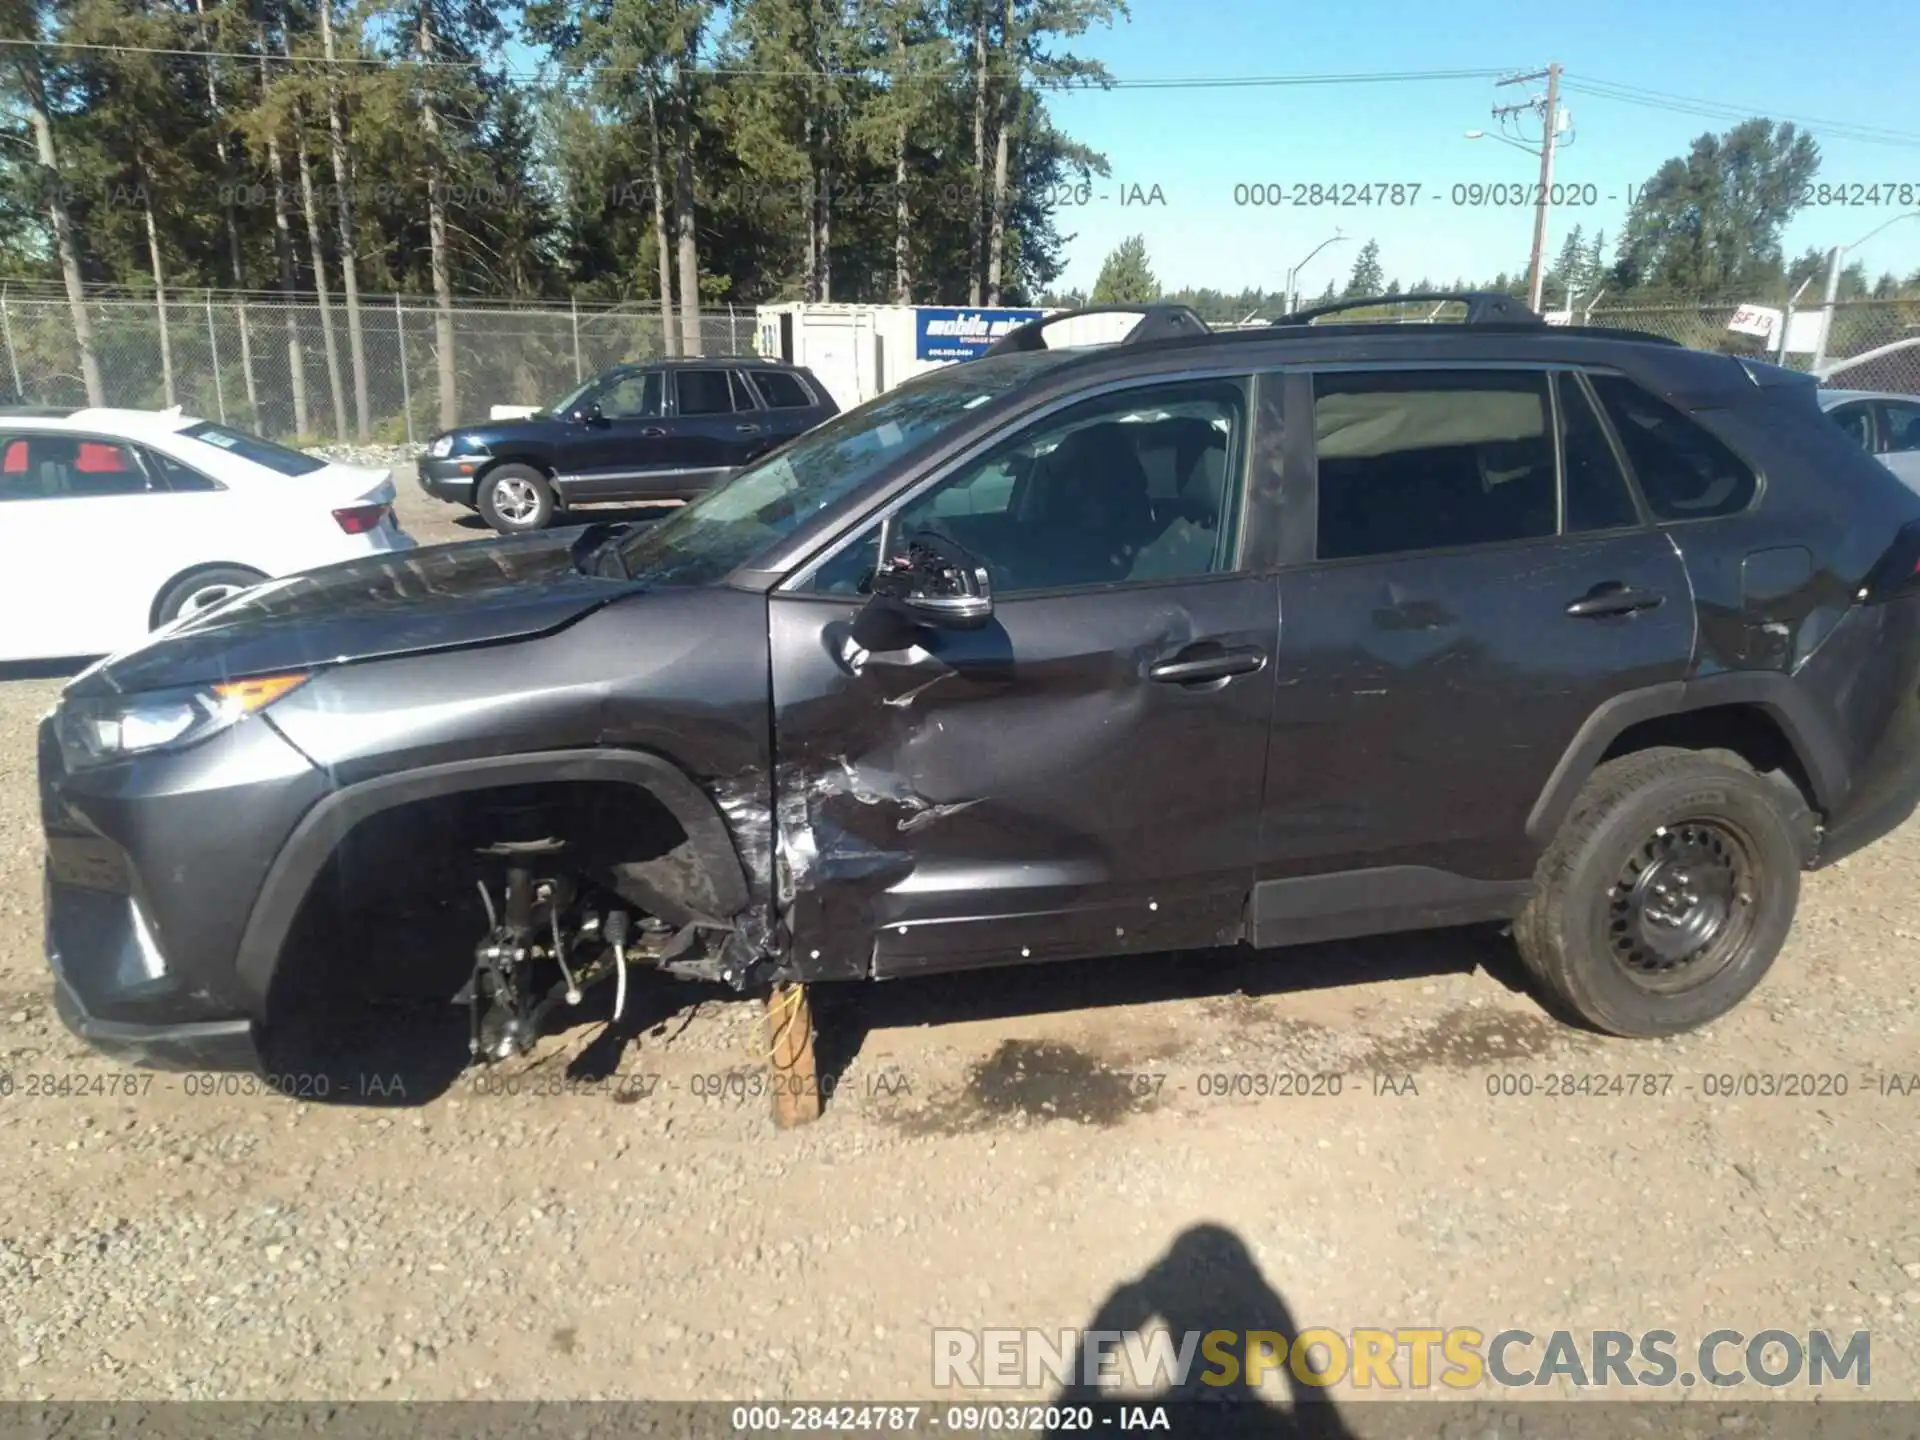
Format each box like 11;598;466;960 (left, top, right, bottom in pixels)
1812;245;1845;374
1779;275;1813;365
1284;232;1349;314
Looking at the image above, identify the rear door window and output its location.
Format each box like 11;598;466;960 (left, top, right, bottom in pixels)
1558;373;1641;532
1312;370;1557;560
1587;374;1757;520
181;421;326;476
675;369;738;417
728;371;760;412
1827;401;1877;453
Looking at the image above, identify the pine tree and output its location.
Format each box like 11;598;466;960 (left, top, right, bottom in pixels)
1583;230;1609;298
1546;223;1586;303
1343;239;1383;297
1090;234;1157;303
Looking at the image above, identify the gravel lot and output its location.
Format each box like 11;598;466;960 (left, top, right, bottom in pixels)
3;451;1918;1418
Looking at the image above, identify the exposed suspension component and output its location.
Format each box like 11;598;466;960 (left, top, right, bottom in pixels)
463;838;695;1063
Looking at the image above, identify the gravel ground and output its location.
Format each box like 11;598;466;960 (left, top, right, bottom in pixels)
2;467;1918;1416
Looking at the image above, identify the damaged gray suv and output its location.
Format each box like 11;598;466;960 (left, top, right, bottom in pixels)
39;296;1920;1076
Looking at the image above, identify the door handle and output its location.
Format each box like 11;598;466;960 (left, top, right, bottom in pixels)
1565;582;1665;618
735;423;761;433
1148;647;1267;686
638;426;666;438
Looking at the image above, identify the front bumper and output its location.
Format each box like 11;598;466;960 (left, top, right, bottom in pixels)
39;709;329;1070
416;454;487;503
51;964;261;1070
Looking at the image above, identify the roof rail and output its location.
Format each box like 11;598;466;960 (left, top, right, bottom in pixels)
983;303;1213;356
1272;291;1543;328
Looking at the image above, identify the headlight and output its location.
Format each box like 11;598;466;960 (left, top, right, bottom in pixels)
428;436;454;458
56;673;310;771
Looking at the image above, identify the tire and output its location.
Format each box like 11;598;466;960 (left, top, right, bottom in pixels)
1514;746;1807;1037
477;464;557;534
154;565;267;628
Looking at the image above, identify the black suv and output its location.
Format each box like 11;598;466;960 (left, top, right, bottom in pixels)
417;357;838;533
39;296;1920;1079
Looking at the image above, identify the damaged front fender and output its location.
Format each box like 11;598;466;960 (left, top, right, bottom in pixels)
709;754;979;985
236;748;768;1011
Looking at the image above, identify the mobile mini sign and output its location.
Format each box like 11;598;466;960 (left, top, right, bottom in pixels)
915;307;1044;361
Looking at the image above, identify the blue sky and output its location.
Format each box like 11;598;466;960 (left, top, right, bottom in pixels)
1039;0;1920;300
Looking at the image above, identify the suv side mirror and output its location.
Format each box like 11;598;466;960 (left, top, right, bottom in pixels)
852;523;993;648
571;401;603;425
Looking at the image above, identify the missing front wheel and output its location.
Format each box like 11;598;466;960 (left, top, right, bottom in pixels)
462;839;682;1062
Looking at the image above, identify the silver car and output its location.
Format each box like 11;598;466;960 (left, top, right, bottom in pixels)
1820;388;1920;488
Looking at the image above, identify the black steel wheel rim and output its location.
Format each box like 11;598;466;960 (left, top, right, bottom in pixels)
1607;818;1757;994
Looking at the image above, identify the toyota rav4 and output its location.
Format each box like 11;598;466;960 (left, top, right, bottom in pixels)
39;296;1920;1079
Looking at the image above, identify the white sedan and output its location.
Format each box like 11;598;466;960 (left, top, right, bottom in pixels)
1820;388;1920;489
0;407;414;663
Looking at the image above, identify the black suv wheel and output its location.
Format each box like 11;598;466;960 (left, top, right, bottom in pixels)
477;463;558;534
1516;747;1808;1036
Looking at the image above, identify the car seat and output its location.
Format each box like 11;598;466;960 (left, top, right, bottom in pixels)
15;436;81;501
1017;422;1159;586
1130;422;1229;578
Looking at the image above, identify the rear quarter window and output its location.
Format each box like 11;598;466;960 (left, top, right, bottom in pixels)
145;448;223;492
752;370;816;409
181;421;326;477
1588;374;1757;521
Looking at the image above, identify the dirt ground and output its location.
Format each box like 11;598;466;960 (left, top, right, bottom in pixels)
2;468;1917;1422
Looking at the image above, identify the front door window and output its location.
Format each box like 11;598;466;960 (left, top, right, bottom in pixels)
809;379;1246;595
598;371;662;420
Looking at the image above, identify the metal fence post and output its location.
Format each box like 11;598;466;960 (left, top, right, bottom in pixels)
205;291;227;423
394;295;414;446
0;284;19;401
1777;276;1813;367
571;296;583;382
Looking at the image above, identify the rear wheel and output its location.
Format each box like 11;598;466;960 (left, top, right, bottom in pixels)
477;464;557;534
1515;747;1806;1036
154;565;267;628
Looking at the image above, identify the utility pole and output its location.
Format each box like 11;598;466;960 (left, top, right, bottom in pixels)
1492;63;1562;313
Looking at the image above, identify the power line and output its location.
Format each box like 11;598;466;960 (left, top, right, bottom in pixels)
1569;74;1920;140
14;33;1919;148
1564;73;1920;150
0;39;1512;90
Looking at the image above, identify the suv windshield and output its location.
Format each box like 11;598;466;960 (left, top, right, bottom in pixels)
616;351;1071;585
540;376;600;418
180;421;326;476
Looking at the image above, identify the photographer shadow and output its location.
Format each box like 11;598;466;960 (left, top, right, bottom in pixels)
1047;1223;1357;1439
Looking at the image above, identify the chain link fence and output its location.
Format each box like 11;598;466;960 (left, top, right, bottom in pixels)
5;289;1919;443
1578;300;1920;391
1229;297;1920;392
0;288;753;444
1338;297;1920;390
